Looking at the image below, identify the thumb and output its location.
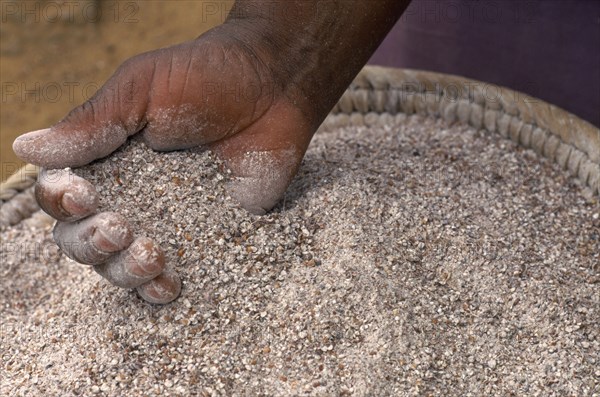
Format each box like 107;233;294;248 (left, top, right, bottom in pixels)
13;54;154;169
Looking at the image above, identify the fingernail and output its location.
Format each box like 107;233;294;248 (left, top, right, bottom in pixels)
136;270;181;304
14;128;51;143
127;237;165;277
91;213;134;253
13;128;51;158
62;189;99;220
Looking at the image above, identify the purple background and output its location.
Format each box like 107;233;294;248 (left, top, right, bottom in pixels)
369;0;600;127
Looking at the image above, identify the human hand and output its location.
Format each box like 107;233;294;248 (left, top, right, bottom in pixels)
13;25;315;304
13;0;408;304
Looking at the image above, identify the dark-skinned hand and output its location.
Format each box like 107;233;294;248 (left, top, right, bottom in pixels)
13;0;409;304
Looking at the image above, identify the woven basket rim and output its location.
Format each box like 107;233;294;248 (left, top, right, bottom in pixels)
1;66;598;227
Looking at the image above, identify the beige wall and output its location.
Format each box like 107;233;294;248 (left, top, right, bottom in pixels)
1;0;233;181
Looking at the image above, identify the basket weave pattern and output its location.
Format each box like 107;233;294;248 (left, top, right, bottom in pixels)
1;66;598;227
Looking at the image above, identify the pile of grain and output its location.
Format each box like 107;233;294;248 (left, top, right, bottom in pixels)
1;115;598;396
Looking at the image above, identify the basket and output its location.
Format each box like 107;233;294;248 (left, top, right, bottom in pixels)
1;66;598;227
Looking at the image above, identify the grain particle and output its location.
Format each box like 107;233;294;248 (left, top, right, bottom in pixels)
1;115;598;396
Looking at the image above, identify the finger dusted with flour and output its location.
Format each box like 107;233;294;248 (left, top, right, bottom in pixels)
136;270;182;305
35;168;99;222
53;212;134;265
12;53;154;169
94;237;166;289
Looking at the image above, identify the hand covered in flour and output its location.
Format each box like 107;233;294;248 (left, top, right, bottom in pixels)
12;0;409;304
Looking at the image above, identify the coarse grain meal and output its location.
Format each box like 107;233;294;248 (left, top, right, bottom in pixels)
1;115;598;396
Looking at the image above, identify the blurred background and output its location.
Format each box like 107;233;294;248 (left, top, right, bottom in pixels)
369;0;600;129
2;0;598;182
1;0;233;181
